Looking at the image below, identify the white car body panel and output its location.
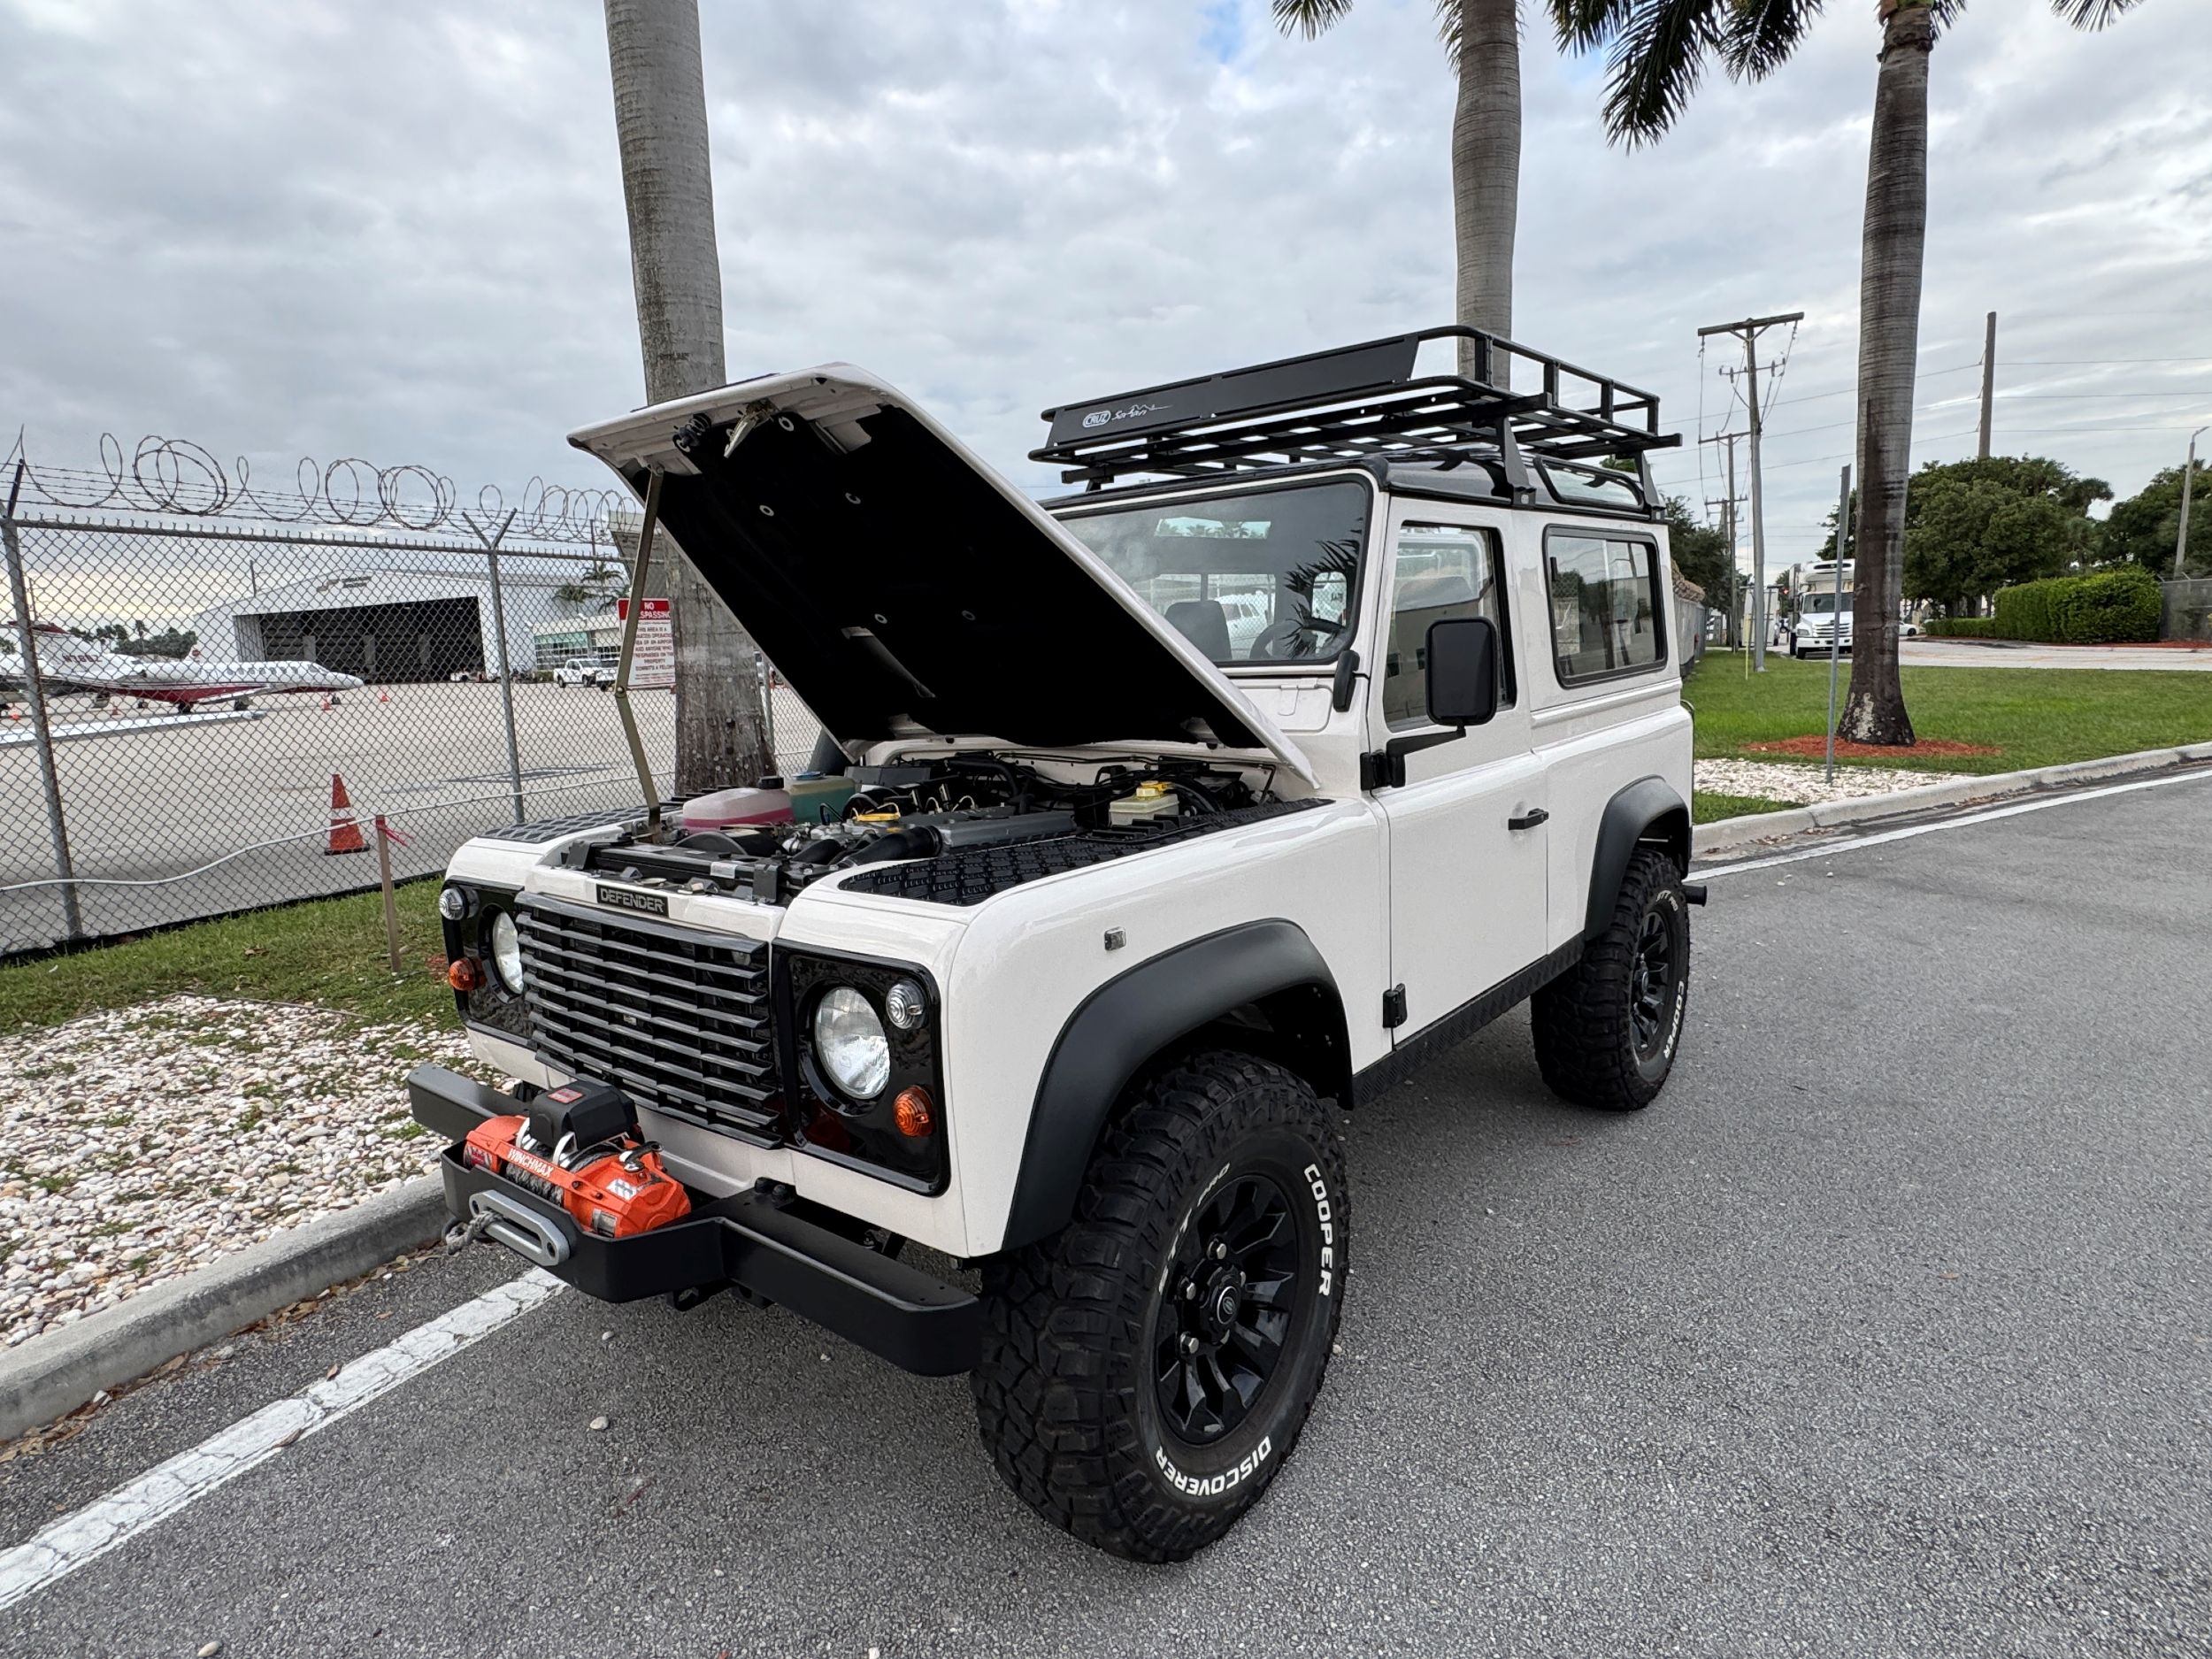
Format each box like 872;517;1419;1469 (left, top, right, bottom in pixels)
439;370;1693;1265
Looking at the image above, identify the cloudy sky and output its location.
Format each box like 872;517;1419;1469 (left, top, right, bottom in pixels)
2;0;2207;575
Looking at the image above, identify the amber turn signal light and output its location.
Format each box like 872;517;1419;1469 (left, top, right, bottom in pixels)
447;958;485;992
892;1086;934;1138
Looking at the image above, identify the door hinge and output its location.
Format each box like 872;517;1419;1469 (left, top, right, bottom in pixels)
1381;985;1408;1029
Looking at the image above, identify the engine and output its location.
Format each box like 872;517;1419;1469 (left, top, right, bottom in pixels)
563;755;1272;905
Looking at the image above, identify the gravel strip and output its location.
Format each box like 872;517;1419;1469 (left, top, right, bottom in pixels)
1695;756;1949;805
0;997;481;1349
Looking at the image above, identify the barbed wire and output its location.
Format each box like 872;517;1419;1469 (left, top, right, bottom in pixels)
2;430;627;543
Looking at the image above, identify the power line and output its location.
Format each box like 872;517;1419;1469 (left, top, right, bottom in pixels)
2008;356;2212;366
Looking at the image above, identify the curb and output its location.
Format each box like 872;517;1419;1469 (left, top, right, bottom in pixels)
0;1175;447;1442
1694;740;2212;859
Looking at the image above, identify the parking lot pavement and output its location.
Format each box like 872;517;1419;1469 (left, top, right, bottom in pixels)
4;774;2208;1657
1901;637;2212;671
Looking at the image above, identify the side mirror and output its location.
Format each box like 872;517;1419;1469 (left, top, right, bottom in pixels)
1425;616;1500;728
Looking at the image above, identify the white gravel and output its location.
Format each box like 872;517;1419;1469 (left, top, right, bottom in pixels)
0;996;483;1349
1695;757;1949;806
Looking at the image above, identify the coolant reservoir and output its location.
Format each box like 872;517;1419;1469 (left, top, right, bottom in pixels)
680;784;793;830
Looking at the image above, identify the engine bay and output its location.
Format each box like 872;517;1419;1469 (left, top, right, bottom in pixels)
565;753;1282;905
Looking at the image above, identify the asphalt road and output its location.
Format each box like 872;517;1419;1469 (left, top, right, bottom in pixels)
4;773;2208;1656
1900;639;2212;672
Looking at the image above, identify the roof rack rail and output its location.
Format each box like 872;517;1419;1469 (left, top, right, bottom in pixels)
1033;326;1679;493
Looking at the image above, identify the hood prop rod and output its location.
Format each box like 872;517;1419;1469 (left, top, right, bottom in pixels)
612;467;665;841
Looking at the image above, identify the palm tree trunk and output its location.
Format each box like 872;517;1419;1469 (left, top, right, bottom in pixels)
1838;0;1929;747
603;0;772;795
1451;0;1519;374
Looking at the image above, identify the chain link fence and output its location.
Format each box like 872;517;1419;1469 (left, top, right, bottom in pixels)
2162;578;2212;643
1;438;819;956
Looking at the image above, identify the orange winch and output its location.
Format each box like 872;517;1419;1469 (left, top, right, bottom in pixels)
463;1084;691;1240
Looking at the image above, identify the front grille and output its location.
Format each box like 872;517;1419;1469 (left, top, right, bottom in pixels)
514;897;782;1142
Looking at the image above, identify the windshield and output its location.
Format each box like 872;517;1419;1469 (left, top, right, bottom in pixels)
1056;480;1370;666
1801;592;1852;616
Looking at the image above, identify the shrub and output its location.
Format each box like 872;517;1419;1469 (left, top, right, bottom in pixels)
1926;618;1998;637
2052;567;2162;642
1994;577;2062;641
1990;568;2163;642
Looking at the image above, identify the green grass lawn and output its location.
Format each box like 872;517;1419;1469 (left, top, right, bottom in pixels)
1693;790;1795;824
0;880;455;1032
1685;652;2212;774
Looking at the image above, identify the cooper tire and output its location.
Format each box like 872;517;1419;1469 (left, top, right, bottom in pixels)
972;1052;1346;1563
1531;846;1690;1111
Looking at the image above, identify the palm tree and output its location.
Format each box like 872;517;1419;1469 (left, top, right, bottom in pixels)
603;0;772;791
1274;2;1522;375
1548;0;2147;746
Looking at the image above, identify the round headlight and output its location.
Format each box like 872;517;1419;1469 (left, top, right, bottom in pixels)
813;987;889;1101
437;886;471;922
488;910;526;995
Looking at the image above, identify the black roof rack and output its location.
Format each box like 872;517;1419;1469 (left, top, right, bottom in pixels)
1033;326;1679;496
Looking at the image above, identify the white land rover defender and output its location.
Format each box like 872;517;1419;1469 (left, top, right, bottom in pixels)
410;327;1704;1561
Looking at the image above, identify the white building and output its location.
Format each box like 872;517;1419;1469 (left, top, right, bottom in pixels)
190;567;611;682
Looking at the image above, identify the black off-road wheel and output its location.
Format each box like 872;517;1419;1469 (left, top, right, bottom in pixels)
1530;846;1690;1111
972;1052;1347;1563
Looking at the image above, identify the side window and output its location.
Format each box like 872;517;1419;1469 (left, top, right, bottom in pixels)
1546;532;1664;685
1383;524;1512;727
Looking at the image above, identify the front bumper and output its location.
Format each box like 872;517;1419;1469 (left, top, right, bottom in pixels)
405;1064;980;1376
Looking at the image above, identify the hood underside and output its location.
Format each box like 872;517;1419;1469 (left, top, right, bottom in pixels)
567;366;1315;785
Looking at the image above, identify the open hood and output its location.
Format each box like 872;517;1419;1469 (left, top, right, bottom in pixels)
566;365;1316;787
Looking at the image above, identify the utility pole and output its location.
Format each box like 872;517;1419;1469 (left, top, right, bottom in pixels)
1701;429;1746;650
1978;311;1997;460
2178;426;2208;579
1699;312;1802;672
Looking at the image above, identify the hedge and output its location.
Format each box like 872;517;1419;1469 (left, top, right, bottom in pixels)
1925;618;1998;637
1979;568;2164;643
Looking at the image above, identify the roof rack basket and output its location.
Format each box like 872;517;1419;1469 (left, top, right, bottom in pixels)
1033;326;1679;495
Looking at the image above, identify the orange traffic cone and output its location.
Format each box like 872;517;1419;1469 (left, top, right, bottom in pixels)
325;773;368;856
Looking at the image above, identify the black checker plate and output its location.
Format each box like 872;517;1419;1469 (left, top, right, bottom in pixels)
833;798;1327;906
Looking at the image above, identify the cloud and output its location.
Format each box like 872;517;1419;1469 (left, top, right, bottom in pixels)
0;0;2205;571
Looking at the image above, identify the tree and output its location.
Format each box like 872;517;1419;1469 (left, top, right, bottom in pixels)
1548;0;2150;744
1659;495;1732;600
1904;474;2075;612
1275;1;1521;368
603;0;772;795
2104;459;2212;577
1900;456;2109;611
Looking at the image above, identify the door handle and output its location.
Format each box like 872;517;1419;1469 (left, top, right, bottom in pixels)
1508;808;1549;832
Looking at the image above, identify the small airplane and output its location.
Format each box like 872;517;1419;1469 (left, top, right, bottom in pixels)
2;623;364;712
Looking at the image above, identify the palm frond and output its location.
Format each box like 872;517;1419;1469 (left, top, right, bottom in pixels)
1578;0;1736;148
2049;0;2144;28
1547;0;1625;52
1271;0;1357;39
1720;0;1828;81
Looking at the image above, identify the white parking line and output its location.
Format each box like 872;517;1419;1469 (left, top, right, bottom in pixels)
0;1269;564;1613
1699;765;2212;881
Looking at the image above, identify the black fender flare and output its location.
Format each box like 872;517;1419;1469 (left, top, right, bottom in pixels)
997;919;1348;1252
1584;776;1691;940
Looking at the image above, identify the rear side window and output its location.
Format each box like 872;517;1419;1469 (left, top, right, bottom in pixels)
1545;532;1664;685
1383;524;1513;727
